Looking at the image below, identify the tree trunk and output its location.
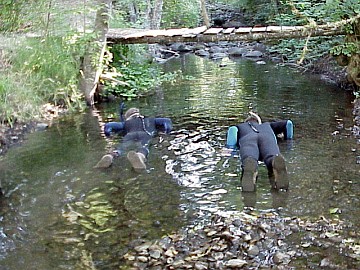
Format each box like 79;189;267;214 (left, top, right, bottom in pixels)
145;0;163;29
151;0;163;29
145;0;152;29
200;0;210;28
94;0;110;41
79;0;111;106
129;1;138;23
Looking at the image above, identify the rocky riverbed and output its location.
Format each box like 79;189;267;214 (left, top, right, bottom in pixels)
119;210;359;269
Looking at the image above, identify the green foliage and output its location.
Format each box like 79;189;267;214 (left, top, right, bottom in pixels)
162;0;201;28
111;0;149;28
268;39;305;60
103;44;177;99
270;0;359;26
0;0;23;32
0;0;94;124
320;0;359;21
0;0;48;32
111;0;202;28
110;64;157;98
242;0;280;24
0;72;42;126
108;8;134;28
209;0;359;27
330;42;359;57
268;36;342;64
102;44;156;98
265;1;359;66
10;35;86;109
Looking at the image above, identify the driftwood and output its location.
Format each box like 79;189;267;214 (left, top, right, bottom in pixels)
106;14;360;45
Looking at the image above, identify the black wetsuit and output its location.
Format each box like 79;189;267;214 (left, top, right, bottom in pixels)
104;116;172;157
227;120;293;170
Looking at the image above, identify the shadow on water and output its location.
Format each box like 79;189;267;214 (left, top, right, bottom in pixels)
0;54;359;269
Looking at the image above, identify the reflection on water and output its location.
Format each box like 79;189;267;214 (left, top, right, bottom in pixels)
0;54;359;269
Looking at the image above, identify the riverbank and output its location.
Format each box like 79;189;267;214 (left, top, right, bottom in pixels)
0;103;67;156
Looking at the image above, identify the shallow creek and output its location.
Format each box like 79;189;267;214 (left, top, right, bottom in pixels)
0;54;358;269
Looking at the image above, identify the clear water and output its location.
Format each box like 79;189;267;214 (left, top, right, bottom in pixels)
0;54;358;269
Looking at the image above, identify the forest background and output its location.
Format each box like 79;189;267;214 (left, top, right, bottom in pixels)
0;0;359;132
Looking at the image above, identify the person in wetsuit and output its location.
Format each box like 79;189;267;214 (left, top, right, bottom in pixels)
95;107;172;170
226;112;293;192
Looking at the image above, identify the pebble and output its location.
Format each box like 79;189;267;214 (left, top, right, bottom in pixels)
225;258;247;268
248;244;260;257
149;250;161;259
194;262;208;270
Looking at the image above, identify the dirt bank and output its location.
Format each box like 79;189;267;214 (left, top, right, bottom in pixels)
309;55;360;139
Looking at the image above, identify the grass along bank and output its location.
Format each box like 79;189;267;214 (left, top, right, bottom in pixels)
0;26;88;157
0;34;87;127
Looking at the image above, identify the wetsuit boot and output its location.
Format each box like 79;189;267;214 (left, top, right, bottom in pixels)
94;154;114;168
127;151;147;170
272;155;289;190
241;157;258;192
